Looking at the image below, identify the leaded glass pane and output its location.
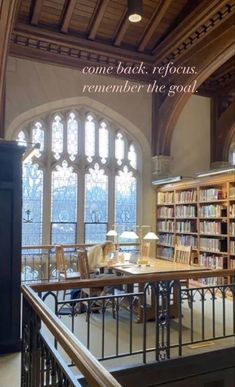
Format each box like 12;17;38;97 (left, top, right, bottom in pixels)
51;160;77;244
85;223;107;244
52;115;63;159
115;132;124;165
67;112;78;161
85;163;108;242
22;162;43;246
99;121;108;164
128;144;137;169
32;122;44;157
51;223;76;245
17;130;27;146
115;166;137;233
85;114;95;162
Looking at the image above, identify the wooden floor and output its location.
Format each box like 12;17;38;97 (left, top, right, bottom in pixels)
0;353;21;387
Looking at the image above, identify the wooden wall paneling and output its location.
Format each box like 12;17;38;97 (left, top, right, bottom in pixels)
0;0;19;138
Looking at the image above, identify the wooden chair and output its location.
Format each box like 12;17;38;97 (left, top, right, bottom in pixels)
174;244;192;304
77;249;109;316
174;244;192;265
55;245;80;300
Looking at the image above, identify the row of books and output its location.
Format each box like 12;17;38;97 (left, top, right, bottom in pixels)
157;207;174;217
157;246;173;259
199;277;224;286
230;222;235;236
175;205;196;217
200;238;226;253
230;204;235;217
175;235;197;248
157;220;174;232
199;205;224;218
159;234;174;246
199;221;224;234
231;241;235;255
199;253;224;269
199;188;226;201
230;186;235;199
231;259;235;269
157;192;173;204
175;190;197;203
176;221;197;233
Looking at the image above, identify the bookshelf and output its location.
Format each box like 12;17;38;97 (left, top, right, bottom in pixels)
156;174;235;284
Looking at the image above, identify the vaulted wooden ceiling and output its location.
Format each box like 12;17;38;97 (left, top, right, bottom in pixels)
10;0;234;83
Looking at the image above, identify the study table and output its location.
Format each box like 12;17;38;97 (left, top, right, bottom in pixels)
109;258;209;323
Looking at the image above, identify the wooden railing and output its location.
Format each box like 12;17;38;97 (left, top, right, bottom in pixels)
21;284;121;387
22;268;235;385
21;243;140;282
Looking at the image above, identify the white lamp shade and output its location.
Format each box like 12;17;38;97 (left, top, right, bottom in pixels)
120;230;139;239
106;229;118;237
143;231;159;240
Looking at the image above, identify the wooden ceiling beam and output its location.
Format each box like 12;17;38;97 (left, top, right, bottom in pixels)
31;0;43;26
61;0;77;34
138;0;173;52
152;0;233;62
114;11;129;47
88;0;109;40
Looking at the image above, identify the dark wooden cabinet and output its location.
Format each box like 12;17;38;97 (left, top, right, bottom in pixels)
0;141;23;354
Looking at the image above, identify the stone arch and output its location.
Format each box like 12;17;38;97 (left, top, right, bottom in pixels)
6;95;150;161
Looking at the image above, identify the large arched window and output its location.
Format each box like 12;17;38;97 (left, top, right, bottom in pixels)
16;109;140;246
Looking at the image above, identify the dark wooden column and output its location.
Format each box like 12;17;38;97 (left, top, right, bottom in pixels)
0;141;24;354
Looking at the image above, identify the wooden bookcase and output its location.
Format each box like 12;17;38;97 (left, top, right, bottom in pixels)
156;173;235;285
0;141;24;353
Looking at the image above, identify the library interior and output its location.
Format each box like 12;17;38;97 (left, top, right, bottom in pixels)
0;1;234;386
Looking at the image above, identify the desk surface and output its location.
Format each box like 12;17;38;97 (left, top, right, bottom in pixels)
111;258;209;275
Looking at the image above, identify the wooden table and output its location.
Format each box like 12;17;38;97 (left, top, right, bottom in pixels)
110;258;208;322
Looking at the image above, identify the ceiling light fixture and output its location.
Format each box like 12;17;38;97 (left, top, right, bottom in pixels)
128;0;143;23
152;176;182;186
196;167;235;178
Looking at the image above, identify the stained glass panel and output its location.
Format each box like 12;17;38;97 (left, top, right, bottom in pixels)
115;132;124;165
52;115;63;159
128;144;137;169
115;166;137;232
32;122;44;157
17;130;27;146
85;223;108;244
22;162;43;246
85;114;95;162
85;163;108;242
51;160;77;244
67;112;78;161
99;121;108;163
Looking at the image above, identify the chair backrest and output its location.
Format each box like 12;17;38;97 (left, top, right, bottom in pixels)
77;249;90;279
174;245;192;265
55;245;67;277
140;242;150;258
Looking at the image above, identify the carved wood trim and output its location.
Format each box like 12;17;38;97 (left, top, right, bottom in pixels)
152;0;234;64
